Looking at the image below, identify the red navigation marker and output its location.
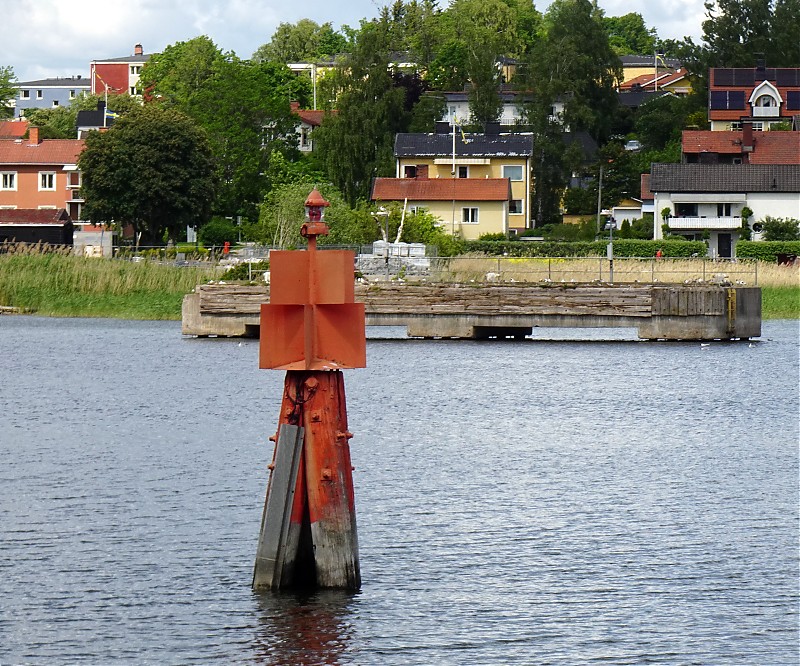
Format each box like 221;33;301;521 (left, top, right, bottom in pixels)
253;189;365;591
259;189;366;370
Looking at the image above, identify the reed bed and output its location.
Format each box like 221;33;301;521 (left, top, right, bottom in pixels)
0;249;217;319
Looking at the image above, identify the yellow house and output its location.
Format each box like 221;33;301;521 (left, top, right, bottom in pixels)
393;131;533;234
371;168;512;240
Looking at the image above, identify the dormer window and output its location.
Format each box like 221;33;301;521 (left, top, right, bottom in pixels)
749;81;782;118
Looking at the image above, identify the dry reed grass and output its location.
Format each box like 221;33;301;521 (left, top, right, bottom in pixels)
429;254;799;287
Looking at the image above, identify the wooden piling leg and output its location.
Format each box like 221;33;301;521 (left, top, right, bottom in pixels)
301;371;360;590
252;423;304;590
253;370;360;591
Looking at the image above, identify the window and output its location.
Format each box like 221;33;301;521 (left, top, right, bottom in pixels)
130;86;138;95
509;199;523;214
52;100;59;107
503;165;524;181
675;203;698;217
68;172;81;187
1;172;17;190
730;121;742;131
717;203;732;217
404;165;417;178
20;90;30;99
410;206;427;215
69;90;75;99
462;207;479;224
130;65;142;75
457;166;469;179
36;90;43;99
39;172;56;191
754;94;776;107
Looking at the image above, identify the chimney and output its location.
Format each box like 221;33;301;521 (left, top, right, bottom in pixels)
134;44;144;56
416;164;429;180
28;126;40;145
742;121;754;153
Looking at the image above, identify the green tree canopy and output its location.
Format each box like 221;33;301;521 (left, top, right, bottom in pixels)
253;19;347;63
313;23;410;205
79;106;215;245
603;13;657;56
0;66;17;118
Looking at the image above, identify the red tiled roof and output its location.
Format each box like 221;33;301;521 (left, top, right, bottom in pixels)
372;177;511;202
0;208;71;225
0;138;84;165
0;120;29;139
682;130;800;164
290;101;331;127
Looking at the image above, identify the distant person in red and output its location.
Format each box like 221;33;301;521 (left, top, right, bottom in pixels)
223;241;230;256
656;249;663;259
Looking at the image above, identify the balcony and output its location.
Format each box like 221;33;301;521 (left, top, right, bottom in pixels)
752;106;779;118
668;216;743;230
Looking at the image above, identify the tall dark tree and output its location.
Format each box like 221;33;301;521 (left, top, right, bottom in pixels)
313;23;410;205
79;106;215;245
701;0;774;67
527;0;621;141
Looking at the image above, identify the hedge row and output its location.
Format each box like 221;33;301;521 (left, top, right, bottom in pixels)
461;239;708;258
735;241;800;262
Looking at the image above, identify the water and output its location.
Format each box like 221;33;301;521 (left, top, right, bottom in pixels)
1;316;798;665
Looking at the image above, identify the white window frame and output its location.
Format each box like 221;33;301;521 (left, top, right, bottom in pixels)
457;165;469;179
69;90;75;99
1;172;17;191
52;100;59;107
20;90;30;99
509;199;523;215
39;172;56;191
503;165;524;181
36;90;43;99
462;207;479;224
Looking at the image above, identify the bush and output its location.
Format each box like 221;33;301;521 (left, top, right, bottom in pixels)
460;239;707;258
761;217;800;241
199;217;239;246
478;232;508;241
219;260;270;281
736;241;800;262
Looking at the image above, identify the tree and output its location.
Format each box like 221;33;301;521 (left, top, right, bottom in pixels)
701;0;774;68
313;23;409;205
525;0;621;141
603;13;657;56
761;217;800;241
142;38;304;220
79;106;215;245
253;20;347;63
0;66;16;119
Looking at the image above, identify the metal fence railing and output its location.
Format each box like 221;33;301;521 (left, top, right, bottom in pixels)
426;256;761;285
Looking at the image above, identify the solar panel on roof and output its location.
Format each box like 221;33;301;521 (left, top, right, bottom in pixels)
776;69;800;86
714;70;734;86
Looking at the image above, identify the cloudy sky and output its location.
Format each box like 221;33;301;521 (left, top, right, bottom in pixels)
1;0;706;83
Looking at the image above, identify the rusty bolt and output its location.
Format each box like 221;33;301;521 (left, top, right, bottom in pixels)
321;468;332;480
267;463;275;470
336;430;354;441
268;433;278;443
310;411;322;423
304;376;319;390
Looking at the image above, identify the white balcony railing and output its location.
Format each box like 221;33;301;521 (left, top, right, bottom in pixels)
667;216;743;230
752;106;779;118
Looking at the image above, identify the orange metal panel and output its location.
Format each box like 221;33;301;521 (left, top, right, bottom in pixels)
260;303;305;369
314;303;366;369
269;251;309;305
314;251;356;303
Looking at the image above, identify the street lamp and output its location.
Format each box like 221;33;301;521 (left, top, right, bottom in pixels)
372;207;390;279
603;210;616;283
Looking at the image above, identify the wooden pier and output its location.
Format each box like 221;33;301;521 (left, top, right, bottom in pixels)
182;282;762;341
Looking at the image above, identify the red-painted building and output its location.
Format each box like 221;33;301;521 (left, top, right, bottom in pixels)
90;43;152;97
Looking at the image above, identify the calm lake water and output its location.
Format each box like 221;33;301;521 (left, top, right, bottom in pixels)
1;316;798;665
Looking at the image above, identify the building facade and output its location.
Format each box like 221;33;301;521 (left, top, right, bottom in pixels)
90;44;151;96
13;77;90;119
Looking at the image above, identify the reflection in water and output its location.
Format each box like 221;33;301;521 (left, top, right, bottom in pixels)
252;590;357;665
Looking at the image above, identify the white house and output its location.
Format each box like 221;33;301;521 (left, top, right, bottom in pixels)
650;163;800;257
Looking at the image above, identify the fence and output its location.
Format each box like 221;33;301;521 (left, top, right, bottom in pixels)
426;256;761;285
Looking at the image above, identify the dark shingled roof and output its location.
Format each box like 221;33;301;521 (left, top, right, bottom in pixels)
650;164;800;193
0;208;71;225
395;132;535;158
395;132;597;160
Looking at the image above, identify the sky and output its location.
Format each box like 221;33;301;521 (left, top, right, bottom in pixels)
1;0;706;84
